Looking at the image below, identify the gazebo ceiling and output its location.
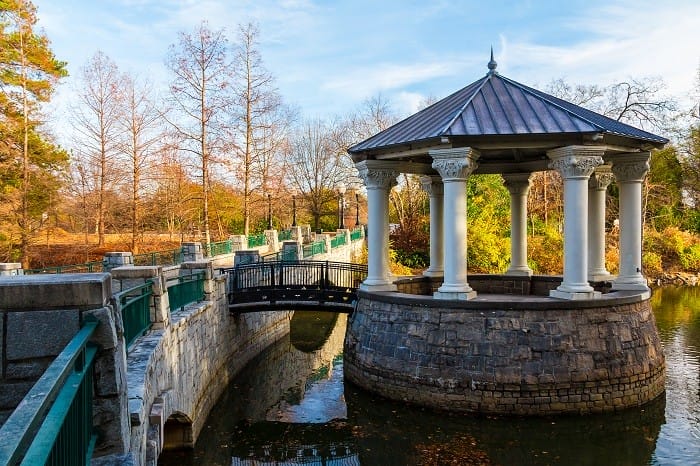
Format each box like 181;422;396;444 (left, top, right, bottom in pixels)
349;54;668;173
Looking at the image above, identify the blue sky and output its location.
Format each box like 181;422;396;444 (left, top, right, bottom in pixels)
33;0;700;132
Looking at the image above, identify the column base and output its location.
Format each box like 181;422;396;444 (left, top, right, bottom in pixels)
360;281;397;292
588;271;613;282
434;290;477;300
550;289;601;300
611;276;650;292
434;283;476;300
505;266;533;277
422;268;444;278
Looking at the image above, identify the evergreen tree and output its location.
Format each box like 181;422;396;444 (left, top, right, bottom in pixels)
0;0;67;266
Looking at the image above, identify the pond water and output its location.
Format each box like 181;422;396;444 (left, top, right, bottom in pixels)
159;287;700;465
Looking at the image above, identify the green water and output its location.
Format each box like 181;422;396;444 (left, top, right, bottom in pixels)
159;288;700;465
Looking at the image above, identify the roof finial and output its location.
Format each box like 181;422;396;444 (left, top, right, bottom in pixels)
487;46;498;74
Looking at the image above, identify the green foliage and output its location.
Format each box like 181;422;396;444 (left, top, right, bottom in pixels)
645;146;684;230
644;226;700;271
642;251;663;276
527;223;564;274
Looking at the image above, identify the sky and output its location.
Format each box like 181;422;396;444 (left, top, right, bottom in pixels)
32;0;700;137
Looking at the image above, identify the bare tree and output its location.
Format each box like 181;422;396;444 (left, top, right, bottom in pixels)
118;73;163;253
285;119;347;230
165;21;232;245
71;51;124;247
231;22;291;234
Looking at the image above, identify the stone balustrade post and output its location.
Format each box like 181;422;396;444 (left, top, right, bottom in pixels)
281;240;303;260
229;235;248;252
111;266;169;329
234;250;261;266
181;242;204;262
290;226;304;242
547;146;604;299
0;263;23;276
103;252;134;272
264;229;279;253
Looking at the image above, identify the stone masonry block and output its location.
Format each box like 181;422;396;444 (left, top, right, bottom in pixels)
6;309;80;360
0;273;111;309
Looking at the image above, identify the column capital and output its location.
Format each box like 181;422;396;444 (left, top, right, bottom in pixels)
610;153;651;183
547;146;604;179
356;160;400;190
588;166;614;190
502;173;533;195
430;147;480;182
419;175;444;196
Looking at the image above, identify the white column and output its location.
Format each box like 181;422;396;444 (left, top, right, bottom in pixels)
420;175;444;277
356;161;399;291
503;173;533;276
430;148;479;300
547;146;604;300
587;168;614;282
610;153;651;291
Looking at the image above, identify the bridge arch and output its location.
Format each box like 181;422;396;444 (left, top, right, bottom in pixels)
163;411;193;450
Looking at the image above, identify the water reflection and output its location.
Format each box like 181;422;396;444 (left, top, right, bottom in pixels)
161;288;700;466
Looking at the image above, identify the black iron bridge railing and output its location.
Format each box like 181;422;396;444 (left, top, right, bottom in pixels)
222;260;368;313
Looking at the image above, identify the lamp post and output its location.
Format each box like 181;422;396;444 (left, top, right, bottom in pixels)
267;193;272;229
355;192;360;227
292;194;297;227
338;184;346;229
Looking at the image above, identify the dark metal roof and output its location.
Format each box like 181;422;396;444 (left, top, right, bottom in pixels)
349;63;668;154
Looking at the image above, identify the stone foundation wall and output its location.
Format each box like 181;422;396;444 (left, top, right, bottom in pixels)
344;290;665;415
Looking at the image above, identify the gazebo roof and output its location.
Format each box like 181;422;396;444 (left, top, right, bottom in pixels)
349;56;668;164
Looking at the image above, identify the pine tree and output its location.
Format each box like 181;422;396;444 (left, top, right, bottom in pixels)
0;0;68;266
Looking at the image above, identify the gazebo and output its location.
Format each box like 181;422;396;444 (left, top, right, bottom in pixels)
348;53;667;300
343;55;668;416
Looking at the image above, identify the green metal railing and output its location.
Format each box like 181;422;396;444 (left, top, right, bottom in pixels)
168;271;206;311
133;248;183;266
24;260;104;275
0;319;99;466
330;234;346;249
247;233;267;247
302;240;327;258
350;228;363;241
203;240;232;257
278;230;292;241
118;282;153;348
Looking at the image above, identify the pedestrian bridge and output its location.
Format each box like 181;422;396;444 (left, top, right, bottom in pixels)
222;260;368;313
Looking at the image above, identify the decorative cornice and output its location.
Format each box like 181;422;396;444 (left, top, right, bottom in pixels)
502;173;533;196
419;175;444;196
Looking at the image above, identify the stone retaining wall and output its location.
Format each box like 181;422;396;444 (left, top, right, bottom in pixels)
344;288;665;415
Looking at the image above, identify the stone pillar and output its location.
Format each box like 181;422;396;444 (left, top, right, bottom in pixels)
547;146;604;300
181;242;203;262
290;226;303;242
264;229;279;253
229;235;248;252
503;173;533;276
356;160;399;291
281;240;303;260
611;153;651;291
0;263;23;276
588;167;614;282
103;252;134;272
420;175;444;278
430;148;479;300
234;250;260;266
